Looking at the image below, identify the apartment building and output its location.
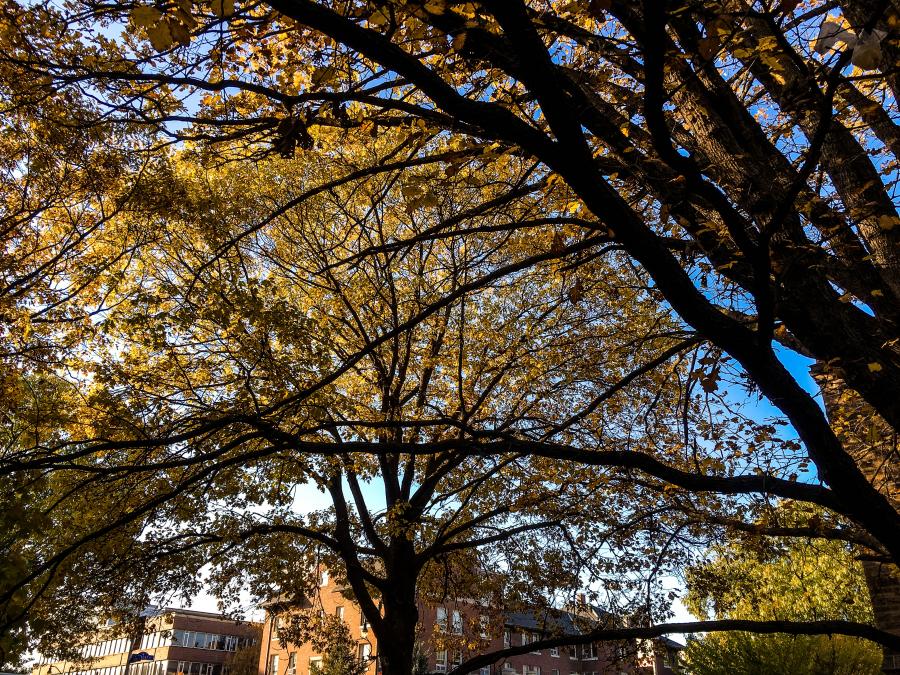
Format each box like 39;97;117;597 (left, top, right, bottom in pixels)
32;608;260;675
258;572;682;675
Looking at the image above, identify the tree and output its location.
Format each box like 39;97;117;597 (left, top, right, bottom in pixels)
308;620;367;675
3;0;900;672
684;503;882;675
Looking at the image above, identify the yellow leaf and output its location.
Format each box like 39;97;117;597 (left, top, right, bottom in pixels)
868;362;883;372
877;214;899;230
211;0;235;18
169;19;191;46
368;7;389;26
131;6;162;28
147;21;175;51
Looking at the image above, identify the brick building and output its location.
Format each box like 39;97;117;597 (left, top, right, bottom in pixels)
258;572;682;675
33;608;260;675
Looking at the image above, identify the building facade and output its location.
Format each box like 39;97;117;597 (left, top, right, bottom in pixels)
258;574;682;675
33;608;260;675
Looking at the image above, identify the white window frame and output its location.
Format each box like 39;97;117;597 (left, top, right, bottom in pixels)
452;610;463;635
434;650;448;673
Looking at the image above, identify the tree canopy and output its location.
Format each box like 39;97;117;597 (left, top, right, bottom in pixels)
684;503;882;674
2;0;900;673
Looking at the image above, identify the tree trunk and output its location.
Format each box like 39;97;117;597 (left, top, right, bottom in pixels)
375;543;420;675
376;588;418;675
816;367;900;673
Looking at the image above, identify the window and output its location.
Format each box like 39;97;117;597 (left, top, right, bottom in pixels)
357;643;371;667
523;667;540;675
580;643;597;660
531;633;541;654
479;668;490;675
269;654;279;675
568;646;576;660
336;607;344;620
360;616;369;635
434;651;447;673
272;618;281;640
309;658;322;675
320;570;329;587
436;607;448;633
550;647;559;658
503;630;511;648
452;610;463;635
224;636;237;651
479;615;489;639
205;634;218;650
451;651;462;667
286;653;296;675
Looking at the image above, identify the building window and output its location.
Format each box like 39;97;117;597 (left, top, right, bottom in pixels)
436;607;448;633
308;658;322;674
451;651;463;667
531;633;541;654
479;668;490;675
358;643;371;666
435;650;448;673
360;615;369;635
580;643;597;660
523;667;540;675
452;610;463;635
479;615;489;639
269;654;279;675
336;607;344;620
286;653;296;675
550;646;559;657
320;570;329;587
503;630;511;648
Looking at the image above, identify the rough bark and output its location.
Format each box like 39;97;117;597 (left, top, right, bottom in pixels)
817;368;900;673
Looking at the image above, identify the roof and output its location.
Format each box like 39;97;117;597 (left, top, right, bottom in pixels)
658;636;685;651
141;606;255;622
504;609;579;634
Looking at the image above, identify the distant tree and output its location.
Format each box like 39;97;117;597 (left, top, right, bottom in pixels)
685;631;881;675
683;503;882;675
308;620;367;675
